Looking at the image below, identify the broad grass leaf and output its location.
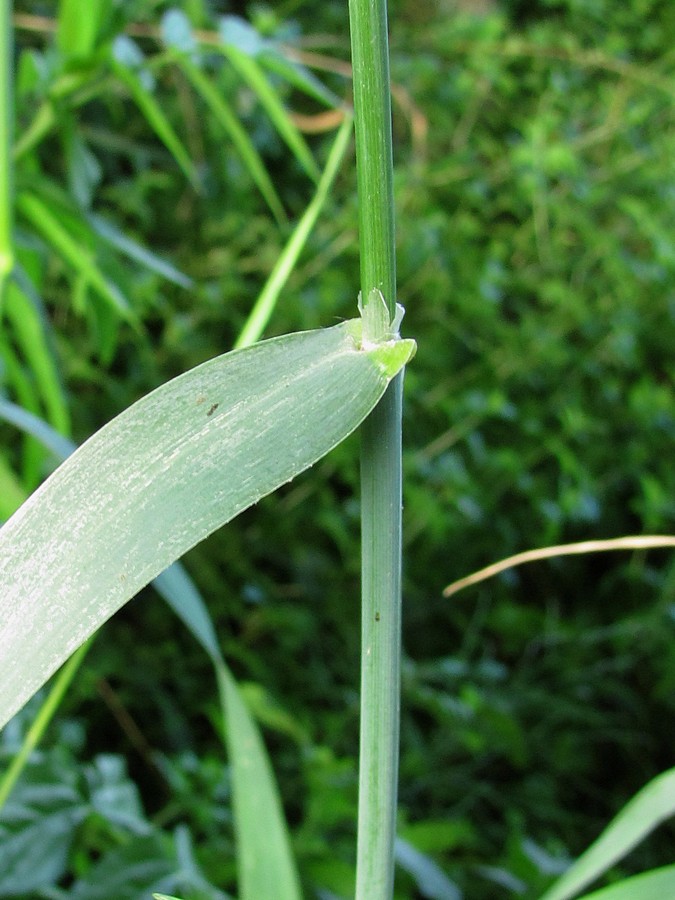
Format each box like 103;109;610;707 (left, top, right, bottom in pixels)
0;405;304;900
0;320;414;731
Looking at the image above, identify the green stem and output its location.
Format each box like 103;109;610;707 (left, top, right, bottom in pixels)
0;0;13;305
349;0;396;311
348;1;401;897
357;380;403;899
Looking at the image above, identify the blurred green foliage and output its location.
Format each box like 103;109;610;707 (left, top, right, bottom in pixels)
1;0;675;897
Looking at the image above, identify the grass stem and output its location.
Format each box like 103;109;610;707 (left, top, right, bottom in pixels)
357;379;403;899
348;0;402;896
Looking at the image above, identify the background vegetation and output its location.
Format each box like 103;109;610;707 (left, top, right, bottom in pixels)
1;0;674;897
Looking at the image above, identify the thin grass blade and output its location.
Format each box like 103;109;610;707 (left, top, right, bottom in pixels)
175;54;287;226
4;270;70;433
16;191;133;319
576;866;675;900
88;214;193;289
218;664;302;900
258;47;342;110
227;50;320;182
0;639;91;813
153;563;223;666
13;71;109;162
234;112;353;349
0;332;47;490
160;565;302;900
111;39;198;188
540;767;675;900
0;398;75;466
218;18;320;182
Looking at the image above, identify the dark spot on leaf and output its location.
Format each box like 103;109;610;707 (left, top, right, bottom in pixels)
207;403;219;417
375;611;380;622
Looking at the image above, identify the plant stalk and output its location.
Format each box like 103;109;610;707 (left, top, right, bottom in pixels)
0;0;13;306
357;380;403;899
348;0;402;897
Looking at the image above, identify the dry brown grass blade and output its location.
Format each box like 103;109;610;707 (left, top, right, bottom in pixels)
443;535;675;598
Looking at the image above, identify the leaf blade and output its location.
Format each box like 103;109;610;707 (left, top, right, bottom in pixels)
111;39;198;188
175;54;288;226
234;113;353;349
0;321;414;730
540;767;675;900
578;866;675;900
16;191;133;319
217;17;320;182
159;565;302;900
219;664;303;900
